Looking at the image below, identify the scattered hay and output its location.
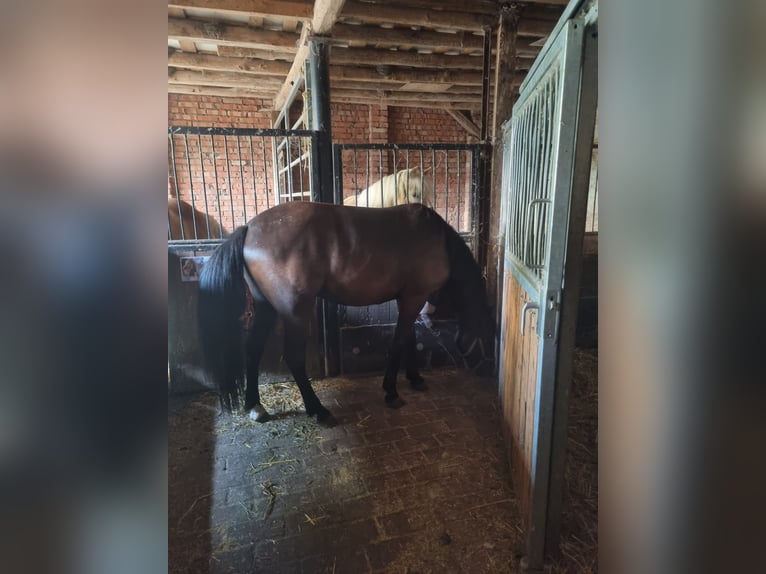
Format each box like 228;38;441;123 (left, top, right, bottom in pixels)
260;481;279;521
548;348;598;574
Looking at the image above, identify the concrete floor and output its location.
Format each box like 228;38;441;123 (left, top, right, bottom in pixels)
169;369;523;573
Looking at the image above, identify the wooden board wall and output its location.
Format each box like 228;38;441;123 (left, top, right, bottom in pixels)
499;268;540;521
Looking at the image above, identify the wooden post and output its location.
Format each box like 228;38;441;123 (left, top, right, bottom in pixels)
487;3;521;321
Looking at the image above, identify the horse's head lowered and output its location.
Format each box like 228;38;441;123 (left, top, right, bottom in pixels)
455;304;496;375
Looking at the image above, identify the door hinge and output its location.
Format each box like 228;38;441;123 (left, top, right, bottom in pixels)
543;290;562;340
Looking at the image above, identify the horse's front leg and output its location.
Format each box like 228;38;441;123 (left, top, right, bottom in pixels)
404;329;427;391
383;298;425;408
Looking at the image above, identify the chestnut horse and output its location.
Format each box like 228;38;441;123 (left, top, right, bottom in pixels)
168;197;226;240
197;201;494;426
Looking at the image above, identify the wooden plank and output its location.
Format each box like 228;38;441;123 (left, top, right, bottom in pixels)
331;23;483;51
340;0;494;32
169;51;292;75
332;96;481;111
331;47;485;70
354;0;499;15
331;88;480;103
313;0;348;34
168;17;300;51
168;0;313;20
217;46;295;60
329;65;483;85
168;84;276;100
273;25;311;111
445;109;480;138
273;0;346;111
169;69;284;89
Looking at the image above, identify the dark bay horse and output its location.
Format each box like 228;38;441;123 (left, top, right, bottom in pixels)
198;201;494;425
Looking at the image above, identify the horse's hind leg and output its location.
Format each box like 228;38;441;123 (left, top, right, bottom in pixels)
283;322;336;427
383;297;426;408
244;303;276;422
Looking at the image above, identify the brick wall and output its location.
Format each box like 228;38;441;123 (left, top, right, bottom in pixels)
168;95;477;237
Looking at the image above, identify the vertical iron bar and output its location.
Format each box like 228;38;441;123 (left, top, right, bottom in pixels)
444;150;449;224
379;149;383;194
392;148;397;205
405;151;410;203
431;148;436;211
353;151;358;205
457;150;462;231
262;136;271;209
366;149;371;206
237;136;247;224
169;134;184;240
333;144;344;205
183;134;198;240
285;135;294;201
224;135;235;236
249;136;259;215
209;135;224;238
197;134;212;238
419;149;424;205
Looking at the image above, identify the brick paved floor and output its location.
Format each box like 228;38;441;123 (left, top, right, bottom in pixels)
169;369;524;574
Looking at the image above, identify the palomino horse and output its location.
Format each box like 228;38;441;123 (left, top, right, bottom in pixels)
168;197;226;240
197;202;495;426
343;167;435;208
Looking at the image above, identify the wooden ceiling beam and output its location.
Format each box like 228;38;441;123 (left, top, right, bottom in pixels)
331;23;484;51
168;17;300;51
168;84;276;101
329;65;483;86
340;1;494;32
313;0;348;35
352;0;499;16
444;109;480;138
332;96;481;111
273;0;347;111
168;1;314;20
331;47;484;70
169;69;284;89
216;46;296;60
332;88;481;104
169;51;292;76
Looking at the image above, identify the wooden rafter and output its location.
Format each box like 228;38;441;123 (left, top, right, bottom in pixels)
332;23;483;51
444;109;480;138
340;1;494;32
169;52;292;76
169;69;285;89
329;66;482;86
168;0;313;20
168;84;276;100
331;47;484;70
273;0;347;111
168;17;300;51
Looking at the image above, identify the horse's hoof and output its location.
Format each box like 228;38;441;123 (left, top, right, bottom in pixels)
317;413;338;428
385;396;406;409
247;405;270;423
410;381;428;392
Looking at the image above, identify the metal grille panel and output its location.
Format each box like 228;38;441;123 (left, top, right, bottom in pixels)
502;53;564;289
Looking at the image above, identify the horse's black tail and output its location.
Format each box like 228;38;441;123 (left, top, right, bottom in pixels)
197;225;249;412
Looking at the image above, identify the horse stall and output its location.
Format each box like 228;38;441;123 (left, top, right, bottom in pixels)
167;1;598;573
167;127;321;393
332;143;482;375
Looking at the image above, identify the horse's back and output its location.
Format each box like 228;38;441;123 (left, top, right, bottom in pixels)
168;198;224;240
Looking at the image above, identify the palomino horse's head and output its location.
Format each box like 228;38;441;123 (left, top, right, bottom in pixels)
455;303;496;376
396;167;435;208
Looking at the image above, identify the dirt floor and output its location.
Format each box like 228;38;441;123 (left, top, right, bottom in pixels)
169;355;597;574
